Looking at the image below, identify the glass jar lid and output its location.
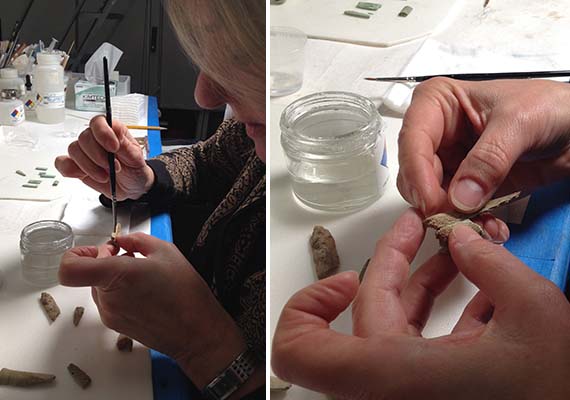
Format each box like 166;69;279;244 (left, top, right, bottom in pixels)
20;220;74;255
280;91;383;160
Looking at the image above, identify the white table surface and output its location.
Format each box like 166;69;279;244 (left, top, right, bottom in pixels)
269;1;570;398
0;108;152;399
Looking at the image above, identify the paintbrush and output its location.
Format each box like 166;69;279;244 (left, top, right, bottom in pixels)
126;125;166;131
103;56;118;241
363;70;570;83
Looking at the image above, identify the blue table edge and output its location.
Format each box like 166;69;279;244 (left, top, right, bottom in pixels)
147;96;194;399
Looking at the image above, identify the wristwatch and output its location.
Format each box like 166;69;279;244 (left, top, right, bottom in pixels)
201;349;257;400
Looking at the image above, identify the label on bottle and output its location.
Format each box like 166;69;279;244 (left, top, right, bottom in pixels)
24;96;36;111
37;91;65;109
9;104;24;125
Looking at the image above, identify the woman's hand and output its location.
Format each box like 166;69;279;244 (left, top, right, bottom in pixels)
397;78;570;215
272;210;570;399
59;233;247;388
55;116;155;200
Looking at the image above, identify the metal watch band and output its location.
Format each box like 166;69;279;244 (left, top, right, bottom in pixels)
201;349;257;400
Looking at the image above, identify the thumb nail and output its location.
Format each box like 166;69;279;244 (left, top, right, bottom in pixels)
451;179;485;212
450;223;482;246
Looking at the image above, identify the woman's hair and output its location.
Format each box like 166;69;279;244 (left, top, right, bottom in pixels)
164;0;265;109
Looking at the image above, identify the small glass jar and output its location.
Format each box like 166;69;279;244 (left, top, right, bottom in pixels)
20;220;74;287
280;91;389;212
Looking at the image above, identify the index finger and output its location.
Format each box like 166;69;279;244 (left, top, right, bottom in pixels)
353;208;425;336
397;85;450;215
89;115;127;153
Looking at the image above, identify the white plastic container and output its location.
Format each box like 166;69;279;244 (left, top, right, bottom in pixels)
0;68;24;95
34;52;65;124
0;89;25;126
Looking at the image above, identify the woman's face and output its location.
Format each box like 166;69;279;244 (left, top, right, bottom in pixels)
194;72;266;162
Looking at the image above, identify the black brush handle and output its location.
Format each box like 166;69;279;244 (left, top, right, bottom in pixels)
103;57;116;199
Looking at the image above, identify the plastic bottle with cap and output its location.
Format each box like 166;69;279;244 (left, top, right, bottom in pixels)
0;89;25;126
0;68;25;96
34;52;65;124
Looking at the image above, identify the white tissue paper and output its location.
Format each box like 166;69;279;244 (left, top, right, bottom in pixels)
84;42;123;84
111;94;147;126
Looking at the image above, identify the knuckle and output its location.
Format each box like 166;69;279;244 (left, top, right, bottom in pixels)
67;141;79;156
468;141;511;185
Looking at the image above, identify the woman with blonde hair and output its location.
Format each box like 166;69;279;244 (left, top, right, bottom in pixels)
55;1;266;398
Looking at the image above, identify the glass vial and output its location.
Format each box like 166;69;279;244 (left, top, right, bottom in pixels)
280;91;389;212
20;220;74;287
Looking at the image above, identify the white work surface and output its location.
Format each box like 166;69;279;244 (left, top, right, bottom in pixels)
0;107;152;399
270;0;462;47
269;1;570;398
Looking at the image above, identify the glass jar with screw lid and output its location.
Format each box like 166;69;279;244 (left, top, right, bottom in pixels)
280;91;389;212
20;220;74;287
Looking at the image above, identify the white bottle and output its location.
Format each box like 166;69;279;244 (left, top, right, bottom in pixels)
34;52;65;124
0;68;24;94
0;89;25;126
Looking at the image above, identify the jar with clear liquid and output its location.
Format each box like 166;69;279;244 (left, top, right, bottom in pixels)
20;220;74;287
280;91;389;212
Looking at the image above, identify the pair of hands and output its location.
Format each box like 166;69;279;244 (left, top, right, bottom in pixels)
56;117;254;389
272;78;570;398
273;210;570;399
59;234;246;388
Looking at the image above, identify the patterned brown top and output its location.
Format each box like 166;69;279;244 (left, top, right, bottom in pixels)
145;119;266;363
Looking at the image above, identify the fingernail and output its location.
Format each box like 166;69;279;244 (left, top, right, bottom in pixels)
483;218;499;239
451;223;481;245
452;179;485;212
499;223;510;242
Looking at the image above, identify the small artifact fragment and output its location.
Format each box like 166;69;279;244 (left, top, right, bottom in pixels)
67;363;91;389
356;2;381;11
398;5;413;17
22;184;38;189
359;258;370;283
270;376;292;392
73;307;85;326
40;292;60;323
111;222;121;241
40;174;56;179
28;180;42;184
116;334;133;352
52;180;59;186
310;226;340;280
424;191;521;248
15;170;26;176
35;167;48;171
344;10;371;19
0;368;56;387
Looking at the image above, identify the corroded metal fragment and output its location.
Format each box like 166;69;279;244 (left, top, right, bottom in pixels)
67;363;91;389
424;191;521;248
40;292;60;323
310;226;340;280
